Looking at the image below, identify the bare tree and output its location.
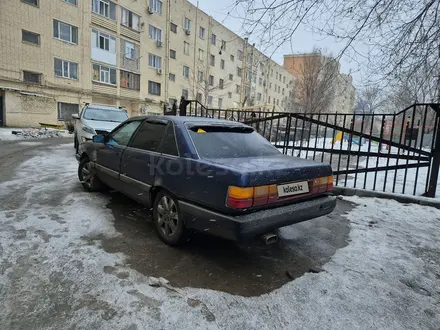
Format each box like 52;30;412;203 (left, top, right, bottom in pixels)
190;60;233;108
294;49;338;113
355;86;386;114
236;0;440;84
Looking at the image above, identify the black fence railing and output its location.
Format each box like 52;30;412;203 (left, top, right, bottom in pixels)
186;101;440;198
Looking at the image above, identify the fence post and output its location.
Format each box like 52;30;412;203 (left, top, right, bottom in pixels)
425;105;440;197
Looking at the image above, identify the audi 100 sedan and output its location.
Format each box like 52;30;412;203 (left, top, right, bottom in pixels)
76;116;336;246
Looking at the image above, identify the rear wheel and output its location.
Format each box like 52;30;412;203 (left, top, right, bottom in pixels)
78;157;102;192
153;191;188;246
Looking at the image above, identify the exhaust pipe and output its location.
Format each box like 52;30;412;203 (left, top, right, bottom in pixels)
260;233;278;245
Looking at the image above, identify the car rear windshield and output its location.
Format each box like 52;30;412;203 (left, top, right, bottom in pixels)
83;108;128;122
188;125;280;158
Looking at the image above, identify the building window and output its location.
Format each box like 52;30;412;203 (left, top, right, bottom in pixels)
198;71;204;82
229;74;233;81
149;24;162;41
92;29;116;52
257;93;261;101
207;96;213;106
197;93;202;102
149;0;162;14
278;86;281;93
211;34;216;45
235;84;240;93
22;0;38;6
184;17;191;31
148;81;161;95
259;77;262;86
221;40;226;50
283;76;286;83
274;84;277;91
237;67;242;77
124;40;135;59
282;88;285;95
208;75;214;86
53;20;78;44
198;48;204;60
270;82;272;89
169;73;175;81
268;96;271;103
184;41;190;55
58;102;78;121
277;99;279;105
220;59;225;70
121;8;140;31
228;92;232;99
170;49;176;59
64;0;77;4
218;98;223;108
148;54;162;69
182;89;189;99
22;30;40;45
230;54;234;62
54;58;78;79
183;66;190;78
23;71;41;84
219;79;224;89
120;71;140;90
237;49;243;61
92;64;116;84
273;98;276;105
170;23;177;33
199;27;205;39
210;54;215;66
275;72;278;80
92;0;116;20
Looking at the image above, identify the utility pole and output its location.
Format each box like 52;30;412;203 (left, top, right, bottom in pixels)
164;0;171;103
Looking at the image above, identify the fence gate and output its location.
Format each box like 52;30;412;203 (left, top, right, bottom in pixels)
187;101;440;198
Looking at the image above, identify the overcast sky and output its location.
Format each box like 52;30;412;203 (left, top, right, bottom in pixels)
188;0;363;88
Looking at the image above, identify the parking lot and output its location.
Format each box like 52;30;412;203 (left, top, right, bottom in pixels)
0;138;439;329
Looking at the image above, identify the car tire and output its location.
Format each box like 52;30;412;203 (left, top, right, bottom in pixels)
74;134;79;154
78;157;102;192
153;191;189;246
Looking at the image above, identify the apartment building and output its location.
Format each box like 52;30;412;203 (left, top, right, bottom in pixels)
283;53;355;114
0;0;295;127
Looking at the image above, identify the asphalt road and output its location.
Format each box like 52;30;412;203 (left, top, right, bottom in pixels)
0;138;353;297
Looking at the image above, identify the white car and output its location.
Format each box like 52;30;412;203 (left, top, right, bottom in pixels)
72;104;129;153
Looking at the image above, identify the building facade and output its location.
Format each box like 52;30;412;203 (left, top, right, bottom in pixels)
0;0;295;127
283;53;355;114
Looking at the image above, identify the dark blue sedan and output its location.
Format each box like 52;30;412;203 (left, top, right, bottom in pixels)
76;116;336;246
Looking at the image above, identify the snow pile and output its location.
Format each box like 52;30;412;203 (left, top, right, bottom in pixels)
0;127;71;141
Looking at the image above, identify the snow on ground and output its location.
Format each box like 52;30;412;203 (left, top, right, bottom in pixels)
0;145;439;329
0;127;71;141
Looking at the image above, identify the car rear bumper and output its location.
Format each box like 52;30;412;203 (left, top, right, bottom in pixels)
179;195;337;241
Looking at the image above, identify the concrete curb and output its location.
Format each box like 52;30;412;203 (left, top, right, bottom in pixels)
332;186;440;210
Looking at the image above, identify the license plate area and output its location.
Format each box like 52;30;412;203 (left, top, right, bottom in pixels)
277;181;309;197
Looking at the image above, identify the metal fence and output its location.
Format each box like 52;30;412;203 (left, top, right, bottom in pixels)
186;101;440;198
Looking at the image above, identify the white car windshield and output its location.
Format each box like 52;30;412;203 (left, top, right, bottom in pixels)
83;108;128;122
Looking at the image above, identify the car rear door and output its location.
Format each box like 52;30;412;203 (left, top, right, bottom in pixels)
95;120;142;189
119;119;168;205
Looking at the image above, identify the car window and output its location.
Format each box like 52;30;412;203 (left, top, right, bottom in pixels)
159;123;179;156
83;108;128;122
108;121;142;146
188;125;280;158
130;121;167;152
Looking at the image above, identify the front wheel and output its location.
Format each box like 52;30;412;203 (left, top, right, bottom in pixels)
153;191;189;246
78;157;102;192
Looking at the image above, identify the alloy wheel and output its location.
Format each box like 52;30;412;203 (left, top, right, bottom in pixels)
156;196;179;237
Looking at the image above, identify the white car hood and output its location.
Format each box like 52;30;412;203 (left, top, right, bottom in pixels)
82;119;121;132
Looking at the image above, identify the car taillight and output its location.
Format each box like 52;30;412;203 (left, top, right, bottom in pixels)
226;175;334;209
310;175;334;193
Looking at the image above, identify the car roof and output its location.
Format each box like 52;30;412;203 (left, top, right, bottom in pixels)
128;115;247;126
85;104;126;111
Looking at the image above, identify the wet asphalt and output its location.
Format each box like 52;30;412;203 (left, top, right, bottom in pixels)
0;138;353;297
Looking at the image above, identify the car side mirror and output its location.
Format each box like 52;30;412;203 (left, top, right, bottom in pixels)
72;113;80;119
92;135;105;143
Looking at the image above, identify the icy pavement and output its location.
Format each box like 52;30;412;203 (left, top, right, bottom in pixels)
0;127;71;141
0;145;439;329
